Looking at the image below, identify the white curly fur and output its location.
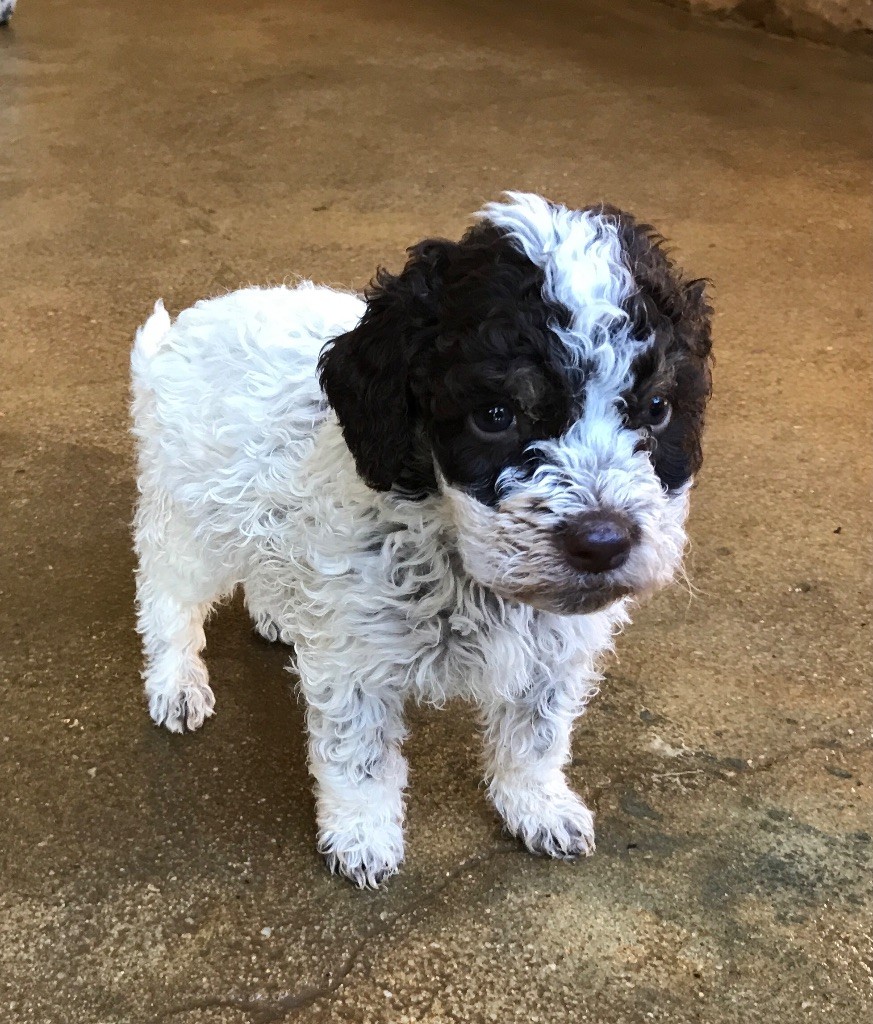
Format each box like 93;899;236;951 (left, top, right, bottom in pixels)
131;196;694;887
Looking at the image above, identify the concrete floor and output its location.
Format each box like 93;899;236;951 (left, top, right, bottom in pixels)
1;1;871;1021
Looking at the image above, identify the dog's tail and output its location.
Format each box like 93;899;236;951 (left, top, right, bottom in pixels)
134;300;172;362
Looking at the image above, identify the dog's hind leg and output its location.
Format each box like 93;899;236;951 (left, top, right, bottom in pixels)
133;495;234;733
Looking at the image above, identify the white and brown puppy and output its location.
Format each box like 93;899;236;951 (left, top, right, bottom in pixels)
131;192;713;887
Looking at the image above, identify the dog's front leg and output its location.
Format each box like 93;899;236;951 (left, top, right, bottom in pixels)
481;676;595;858
305;681;407;888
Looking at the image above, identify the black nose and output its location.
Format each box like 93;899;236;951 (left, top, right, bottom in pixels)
562;513;634;574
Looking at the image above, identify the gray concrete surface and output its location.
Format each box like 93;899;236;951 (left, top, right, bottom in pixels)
1;1;871;1022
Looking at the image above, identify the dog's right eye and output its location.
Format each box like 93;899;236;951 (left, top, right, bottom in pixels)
469;405;516;438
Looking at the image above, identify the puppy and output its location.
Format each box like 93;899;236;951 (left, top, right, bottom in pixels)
0;0;16;26
131;192;712;887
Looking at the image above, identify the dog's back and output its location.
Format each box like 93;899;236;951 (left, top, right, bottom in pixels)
131;283;364;416
131;283;365;521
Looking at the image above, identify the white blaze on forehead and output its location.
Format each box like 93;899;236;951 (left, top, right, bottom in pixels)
477;194;666;508
478;192;646;386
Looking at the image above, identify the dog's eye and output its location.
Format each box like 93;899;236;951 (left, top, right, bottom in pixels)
645;396;671;433
469;405;516;438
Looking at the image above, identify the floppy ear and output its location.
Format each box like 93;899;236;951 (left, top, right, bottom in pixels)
656;276;714;488
616;212;715;488
675;277;713;364
318;240;454;491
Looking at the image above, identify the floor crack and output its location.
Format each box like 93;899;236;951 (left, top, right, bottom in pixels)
746;737;871;773
646;736;872;796
154;842;519;1024
583;737;872;806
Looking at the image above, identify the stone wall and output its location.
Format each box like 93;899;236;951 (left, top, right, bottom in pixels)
663;0;873;51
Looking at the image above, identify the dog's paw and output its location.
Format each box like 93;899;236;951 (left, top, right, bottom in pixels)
317;822;404;889
148;683;215;734
492;780;595;859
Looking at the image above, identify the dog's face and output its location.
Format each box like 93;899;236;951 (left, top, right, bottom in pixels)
319;193;712;614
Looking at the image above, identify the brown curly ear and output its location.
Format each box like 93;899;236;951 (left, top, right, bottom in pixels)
318;240;456;491
676;278;713;362
611;208;714;490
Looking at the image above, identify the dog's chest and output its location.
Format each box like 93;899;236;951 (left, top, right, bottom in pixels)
361;534;590;702
259;456;613;700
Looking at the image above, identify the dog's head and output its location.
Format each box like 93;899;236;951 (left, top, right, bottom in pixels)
319;193;712;614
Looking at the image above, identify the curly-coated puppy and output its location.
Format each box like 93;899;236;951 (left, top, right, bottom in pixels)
131;192;712;887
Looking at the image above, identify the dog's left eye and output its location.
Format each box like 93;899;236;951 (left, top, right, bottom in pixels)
644;396;672;433
469;405;516;438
